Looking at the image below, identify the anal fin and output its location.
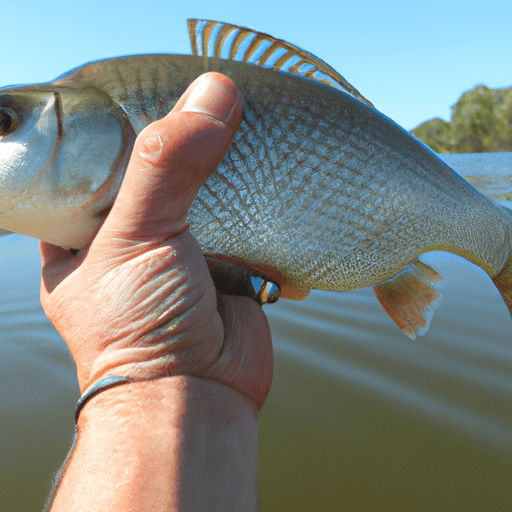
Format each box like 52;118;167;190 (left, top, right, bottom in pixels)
373;259;442;340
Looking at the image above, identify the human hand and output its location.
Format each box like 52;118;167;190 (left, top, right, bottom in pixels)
40;73;273;409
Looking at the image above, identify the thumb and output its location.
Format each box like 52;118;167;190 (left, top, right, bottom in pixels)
100;72;242;243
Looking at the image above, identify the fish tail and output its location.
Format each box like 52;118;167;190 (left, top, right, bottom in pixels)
493;255;512;317
493;206;512;318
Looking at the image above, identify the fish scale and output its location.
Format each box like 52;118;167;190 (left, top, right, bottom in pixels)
195;63;508;289
0;19;511;337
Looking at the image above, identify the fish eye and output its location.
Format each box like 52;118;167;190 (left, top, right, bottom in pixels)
0;107;19;137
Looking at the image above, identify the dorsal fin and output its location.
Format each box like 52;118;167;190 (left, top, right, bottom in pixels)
187;19;375;108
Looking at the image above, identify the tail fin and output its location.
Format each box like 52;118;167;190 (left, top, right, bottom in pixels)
493;253;512;317
493;205;512;318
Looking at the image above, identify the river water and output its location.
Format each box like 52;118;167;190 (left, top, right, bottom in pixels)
1;153;511;511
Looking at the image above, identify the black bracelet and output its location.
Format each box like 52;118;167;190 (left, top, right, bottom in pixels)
75;376;134;423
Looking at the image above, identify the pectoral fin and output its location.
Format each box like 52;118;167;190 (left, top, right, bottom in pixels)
373;259;442;339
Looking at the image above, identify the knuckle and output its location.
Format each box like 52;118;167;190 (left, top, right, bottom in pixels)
137;130;165;166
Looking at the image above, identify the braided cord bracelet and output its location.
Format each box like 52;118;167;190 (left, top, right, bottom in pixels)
75;376;134;423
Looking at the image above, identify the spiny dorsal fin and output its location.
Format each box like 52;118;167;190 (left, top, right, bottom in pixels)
187;19;375;108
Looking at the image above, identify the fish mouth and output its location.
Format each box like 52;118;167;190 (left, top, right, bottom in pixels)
52;91;64;145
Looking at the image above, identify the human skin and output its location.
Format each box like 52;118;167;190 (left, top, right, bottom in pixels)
40;73;272;511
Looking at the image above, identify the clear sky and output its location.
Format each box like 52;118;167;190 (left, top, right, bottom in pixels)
1;0;511;130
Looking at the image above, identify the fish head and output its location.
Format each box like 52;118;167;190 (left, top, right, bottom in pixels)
0;84;136;249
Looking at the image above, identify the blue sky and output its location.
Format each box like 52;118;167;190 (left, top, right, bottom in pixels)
1;0;511;130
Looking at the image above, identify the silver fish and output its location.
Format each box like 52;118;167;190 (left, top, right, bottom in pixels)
0;19;511;338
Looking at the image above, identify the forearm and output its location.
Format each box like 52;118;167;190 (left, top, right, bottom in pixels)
48;376;259;512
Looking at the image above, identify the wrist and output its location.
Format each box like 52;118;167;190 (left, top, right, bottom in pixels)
77;374;259;427
52;376;259;511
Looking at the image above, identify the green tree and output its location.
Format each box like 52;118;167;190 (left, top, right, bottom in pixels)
411;85;512;153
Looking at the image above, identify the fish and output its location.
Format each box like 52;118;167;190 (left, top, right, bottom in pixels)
0;19;511;339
